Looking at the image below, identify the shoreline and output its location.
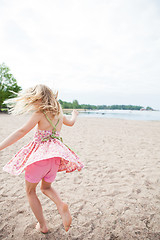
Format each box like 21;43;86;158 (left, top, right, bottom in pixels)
1;110;160;122
1;111;160;122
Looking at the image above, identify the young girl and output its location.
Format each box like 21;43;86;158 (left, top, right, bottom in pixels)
0;84;84;234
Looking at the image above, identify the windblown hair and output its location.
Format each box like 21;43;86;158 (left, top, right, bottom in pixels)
6;84;61;116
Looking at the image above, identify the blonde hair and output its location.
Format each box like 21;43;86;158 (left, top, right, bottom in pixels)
6;84;61;116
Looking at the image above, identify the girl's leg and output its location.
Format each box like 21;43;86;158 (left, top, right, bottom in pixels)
40;179;72;232
25;180;48;233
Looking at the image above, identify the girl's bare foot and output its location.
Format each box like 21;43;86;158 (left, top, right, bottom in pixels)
58;203;72;232
36;222;48;234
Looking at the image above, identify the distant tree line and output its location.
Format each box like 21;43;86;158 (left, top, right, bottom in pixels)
59;100;153;111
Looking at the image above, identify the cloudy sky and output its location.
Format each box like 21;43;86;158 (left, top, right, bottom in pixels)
0;0;160;109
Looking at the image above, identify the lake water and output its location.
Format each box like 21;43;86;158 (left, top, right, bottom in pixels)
78;110;160;121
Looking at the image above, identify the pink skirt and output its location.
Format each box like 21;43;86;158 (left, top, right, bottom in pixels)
3;129;84;175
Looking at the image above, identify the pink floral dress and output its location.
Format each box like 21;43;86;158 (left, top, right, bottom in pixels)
3;113;84;175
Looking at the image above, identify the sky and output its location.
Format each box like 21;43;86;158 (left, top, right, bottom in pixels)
0;0;160;109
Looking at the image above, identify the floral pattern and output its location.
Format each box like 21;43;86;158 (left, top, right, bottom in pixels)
3;129;84;175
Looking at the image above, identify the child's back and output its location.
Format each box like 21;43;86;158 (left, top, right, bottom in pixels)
36;111;63;132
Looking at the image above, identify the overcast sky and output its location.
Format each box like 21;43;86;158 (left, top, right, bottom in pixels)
0;0;160;109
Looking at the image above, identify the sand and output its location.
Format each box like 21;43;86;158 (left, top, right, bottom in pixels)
0;113;160;240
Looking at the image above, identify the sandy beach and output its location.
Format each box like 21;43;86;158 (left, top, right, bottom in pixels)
0;113;160;240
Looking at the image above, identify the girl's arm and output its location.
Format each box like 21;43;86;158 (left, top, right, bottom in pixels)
0;112;41;151
63;109;79;126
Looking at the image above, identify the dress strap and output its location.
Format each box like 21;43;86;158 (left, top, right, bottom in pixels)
43;112;59;133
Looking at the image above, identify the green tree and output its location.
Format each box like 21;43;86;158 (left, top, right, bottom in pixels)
0;63;22;111
146;106;153;111
72;100;79;109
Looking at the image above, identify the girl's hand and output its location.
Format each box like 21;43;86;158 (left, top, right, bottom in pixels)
72;109;79;116
63;109;78;126
0;112;41;150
